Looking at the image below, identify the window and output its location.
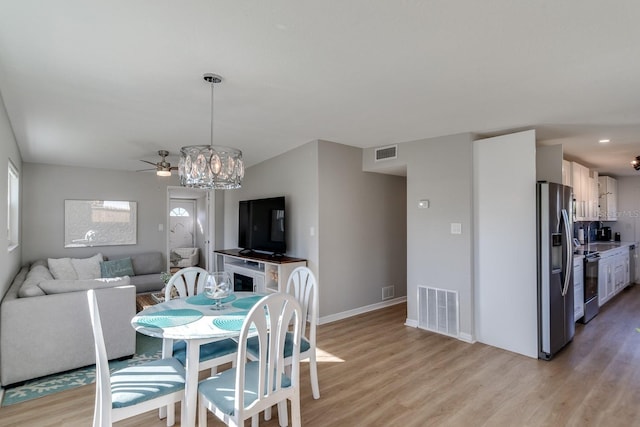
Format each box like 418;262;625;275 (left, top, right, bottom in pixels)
170;207;190;217
7;160;19;251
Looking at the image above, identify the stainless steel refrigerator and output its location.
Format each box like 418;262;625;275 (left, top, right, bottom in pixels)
537;181;575;360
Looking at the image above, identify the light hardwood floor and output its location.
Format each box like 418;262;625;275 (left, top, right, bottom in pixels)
2;285;640;426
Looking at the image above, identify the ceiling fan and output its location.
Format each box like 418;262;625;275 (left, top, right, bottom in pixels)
138;150;178;176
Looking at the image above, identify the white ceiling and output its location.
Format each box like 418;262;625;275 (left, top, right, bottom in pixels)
1;1;640;177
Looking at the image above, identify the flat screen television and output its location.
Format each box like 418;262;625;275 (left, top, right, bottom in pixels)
238;196;286;255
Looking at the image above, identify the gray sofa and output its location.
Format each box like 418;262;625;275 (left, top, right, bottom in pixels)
0;251;166;386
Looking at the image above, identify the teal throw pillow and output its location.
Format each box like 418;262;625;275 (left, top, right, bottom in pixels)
100;257;135;278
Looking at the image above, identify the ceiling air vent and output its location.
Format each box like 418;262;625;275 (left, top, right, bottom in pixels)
375;144;398;161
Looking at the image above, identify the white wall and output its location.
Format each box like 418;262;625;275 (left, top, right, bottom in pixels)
21;163;179;262
0;94;22;297
318;140;407;317
474;130;538;358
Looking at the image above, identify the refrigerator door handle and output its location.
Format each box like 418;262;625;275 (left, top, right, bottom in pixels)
561;208;571;296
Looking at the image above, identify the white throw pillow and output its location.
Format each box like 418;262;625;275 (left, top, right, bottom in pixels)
71;253;104;279
48;257;78;280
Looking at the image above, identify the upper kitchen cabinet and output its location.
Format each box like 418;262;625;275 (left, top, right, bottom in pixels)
572;161;599;221
599;176;618;221
562;160;571;186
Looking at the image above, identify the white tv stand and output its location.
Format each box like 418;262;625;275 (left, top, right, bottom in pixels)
214;249;307;293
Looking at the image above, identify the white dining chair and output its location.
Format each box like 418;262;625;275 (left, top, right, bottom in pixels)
87;289;185;427
161;267;239;420
197;292;303;427
248;266;320;400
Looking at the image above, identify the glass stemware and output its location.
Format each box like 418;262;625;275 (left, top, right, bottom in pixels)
204;271;232;310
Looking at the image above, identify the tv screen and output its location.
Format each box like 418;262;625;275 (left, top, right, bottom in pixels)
238;196;286;254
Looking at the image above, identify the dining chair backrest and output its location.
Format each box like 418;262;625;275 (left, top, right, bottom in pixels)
286;266;318;343
165;266;208;299
88;289;113;426
236;292;303;419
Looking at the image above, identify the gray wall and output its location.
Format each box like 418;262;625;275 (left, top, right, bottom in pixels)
0;94;22;297
223;140;407;319
364;133;474;339
318;141;406;316
223;141;320;270
21;163;179;263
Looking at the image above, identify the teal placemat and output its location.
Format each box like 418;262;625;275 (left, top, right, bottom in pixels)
231;295;264;310
186;293;237;305
135;309;203;328
212;311;250;331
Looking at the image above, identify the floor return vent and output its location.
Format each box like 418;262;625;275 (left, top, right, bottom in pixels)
418;286;459;338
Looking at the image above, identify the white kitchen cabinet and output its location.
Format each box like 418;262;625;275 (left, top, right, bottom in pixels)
599;176;617;221
598;247;631;306
562;159;572;187
571;162;598;221
573;258;584;321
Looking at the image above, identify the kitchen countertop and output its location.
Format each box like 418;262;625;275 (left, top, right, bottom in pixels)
574;241;638;256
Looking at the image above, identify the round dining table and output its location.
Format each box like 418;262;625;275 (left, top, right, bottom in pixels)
131;291;265;427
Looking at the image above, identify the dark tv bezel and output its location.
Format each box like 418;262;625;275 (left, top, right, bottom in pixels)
238;196;286;255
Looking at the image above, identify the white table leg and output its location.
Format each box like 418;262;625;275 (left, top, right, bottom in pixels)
183;340;200;427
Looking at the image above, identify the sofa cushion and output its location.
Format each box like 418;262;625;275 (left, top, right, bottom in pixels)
38;276;131;294
71;253;103;279
100;258;135;278
18;264;52;297
130;252;163;275
129;274;164;294
48;258;78;280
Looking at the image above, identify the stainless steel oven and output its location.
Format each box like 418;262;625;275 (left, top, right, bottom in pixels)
582;252;600;323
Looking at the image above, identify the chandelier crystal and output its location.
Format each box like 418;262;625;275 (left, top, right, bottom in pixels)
178;74;244;189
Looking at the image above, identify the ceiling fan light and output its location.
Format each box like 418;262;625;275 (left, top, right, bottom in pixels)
157;169;172;177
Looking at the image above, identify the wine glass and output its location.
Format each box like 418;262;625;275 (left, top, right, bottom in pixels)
204;271;232;310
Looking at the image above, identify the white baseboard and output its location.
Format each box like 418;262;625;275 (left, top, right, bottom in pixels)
0;386;4;405
318;296;407;325
404;318;418;327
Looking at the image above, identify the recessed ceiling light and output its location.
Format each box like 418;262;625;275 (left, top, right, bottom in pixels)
598;139;610;144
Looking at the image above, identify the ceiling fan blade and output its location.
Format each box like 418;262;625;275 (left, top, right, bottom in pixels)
170;166;178;170
135;168;155;172
139;160;158;166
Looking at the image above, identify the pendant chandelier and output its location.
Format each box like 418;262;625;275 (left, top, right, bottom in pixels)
178;73;244;189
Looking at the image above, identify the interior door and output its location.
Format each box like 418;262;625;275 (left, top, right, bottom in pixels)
169;200;196;249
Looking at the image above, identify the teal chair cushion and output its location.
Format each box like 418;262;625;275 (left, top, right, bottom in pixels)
246;332;310;359
111;357;185;409
198;361;291;416
172;338;238;366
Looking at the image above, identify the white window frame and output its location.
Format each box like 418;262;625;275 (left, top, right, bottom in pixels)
7;160;19;251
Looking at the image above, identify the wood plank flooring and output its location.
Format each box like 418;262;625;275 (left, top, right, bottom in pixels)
2;285;640;426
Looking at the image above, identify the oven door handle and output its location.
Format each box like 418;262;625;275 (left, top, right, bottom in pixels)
562;208;572;297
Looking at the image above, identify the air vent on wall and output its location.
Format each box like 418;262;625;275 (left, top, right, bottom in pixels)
375;144;398;161
418;286;459;338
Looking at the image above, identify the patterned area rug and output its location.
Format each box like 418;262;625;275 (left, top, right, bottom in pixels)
1;333;162;406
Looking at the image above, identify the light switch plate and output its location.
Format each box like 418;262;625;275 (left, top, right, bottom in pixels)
418;199;430;209
450;223;462;234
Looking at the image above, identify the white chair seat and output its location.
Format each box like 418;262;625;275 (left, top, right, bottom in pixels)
111;358;185;409
198;361;292;416
171;338;238;366
246;333;311;359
